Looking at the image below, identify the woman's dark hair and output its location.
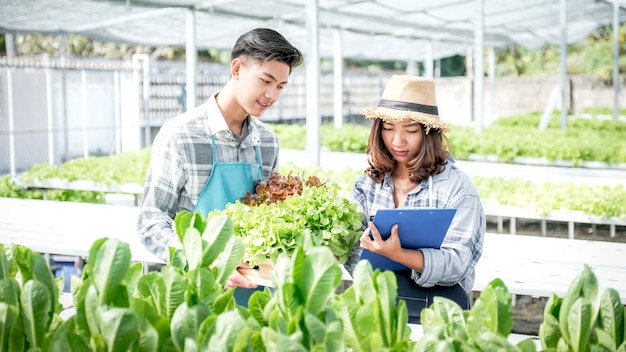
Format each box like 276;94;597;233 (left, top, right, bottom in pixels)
365;119;449;184
232;28;304;72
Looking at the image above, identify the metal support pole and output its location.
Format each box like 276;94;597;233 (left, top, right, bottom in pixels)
305;0;321;165
186;8;197;112
488;46;496;124
142;57;151;147
333;28;344;129
81;70;89;159
424;40;434;78
559;0;568;129
46;68;55;164
114;71;122;154
613;2;620;120
7;69;16;176
473;0;484;134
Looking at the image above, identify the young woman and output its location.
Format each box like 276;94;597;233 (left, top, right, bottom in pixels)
346;75;485;323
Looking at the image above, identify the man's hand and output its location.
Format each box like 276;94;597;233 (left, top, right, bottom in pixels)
225;262;259;290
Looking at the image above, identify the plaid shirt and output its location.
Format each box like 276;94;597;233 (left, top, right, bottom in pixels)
346;158;485;292
138;94;279;261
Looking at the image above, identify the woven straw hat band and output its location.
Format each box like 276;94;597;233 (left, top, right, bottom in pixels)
362;75;450;133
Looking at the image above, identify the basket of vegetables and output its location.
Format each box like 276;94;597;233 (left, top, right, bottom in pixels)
208;172;363;283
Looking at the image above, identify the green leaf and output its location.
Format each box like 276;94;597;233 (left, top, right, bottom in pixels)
124;262;145;299
137;272;165;316
90;238;131;305
248;291;271;326
214;238;245;288
473;330;519;351
170;302;210;352
138;266;188;320
432;296;467;326
540;314;562;350
0;278;19;308
303;311;327;346
350;260;377;305
183;227;203;271
567;298;593;352
132;299;170;348
597;288;624;348
594;328;618;351
516;338;539;352
211;289;236;316
373;270;398;346
205;310;249;351
299;246;342;316
322;318;346;352
201;214;236;269
560;265;600;344
20;280;51;350
187;267;220;309
7;313;25;352
98;307;139;352
137;318;160;352
467;279;513;338
50;330;90;352
174;210;193;242
169;248;187;270
84;284;101;336
327;295;361;351
13;245;58;314
0;302;18;351
162;266;188;319
0;245;9;280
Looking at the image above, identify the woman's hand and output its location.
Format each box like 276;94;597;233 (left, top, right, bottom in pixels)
359;221;402;259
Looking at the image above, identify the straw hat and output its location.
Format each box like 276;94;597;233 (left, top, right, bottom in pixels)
362;75;450;133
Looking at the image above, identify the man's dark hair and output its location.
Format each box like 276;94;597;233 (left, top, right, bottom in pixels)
232;28;304;71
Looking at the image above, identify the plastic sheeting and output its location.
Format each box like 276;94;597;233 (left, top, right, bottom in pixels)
1;0;624;61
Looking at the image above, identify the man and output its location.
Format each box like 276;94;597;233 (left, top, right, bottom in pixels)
138;28;303;293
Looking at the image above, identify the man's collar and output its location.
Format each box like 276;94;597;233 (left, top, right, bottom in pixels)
206;93;230;134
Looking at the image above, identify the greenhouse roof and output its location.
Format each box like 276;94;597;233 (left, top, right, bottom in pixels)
1;0;625;61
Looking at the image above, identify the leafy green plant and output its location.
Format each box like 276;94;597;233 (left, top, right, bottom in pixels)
415;279;538;352
0;212;245;351
330;260;413;351
538;265;625;352
0;243;64;351
2;207;626;351
210;178;363;266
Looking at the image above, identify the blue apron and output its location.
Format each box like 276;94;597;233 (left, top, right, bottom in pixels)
193;133;264;306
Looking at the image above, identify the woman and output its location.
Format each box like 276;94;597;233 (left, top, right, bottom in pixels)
346;75;485;323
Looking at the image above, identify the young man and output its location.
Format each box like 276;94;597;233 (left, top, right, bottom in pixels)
138;28;303;292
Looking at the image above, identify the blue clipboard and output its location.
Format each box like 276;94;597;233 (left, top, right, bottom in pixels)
360;208;457;271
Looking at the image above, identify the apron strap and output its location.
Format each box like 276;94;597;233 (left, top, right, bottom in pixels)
254;143;262;165
211;134;217;162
